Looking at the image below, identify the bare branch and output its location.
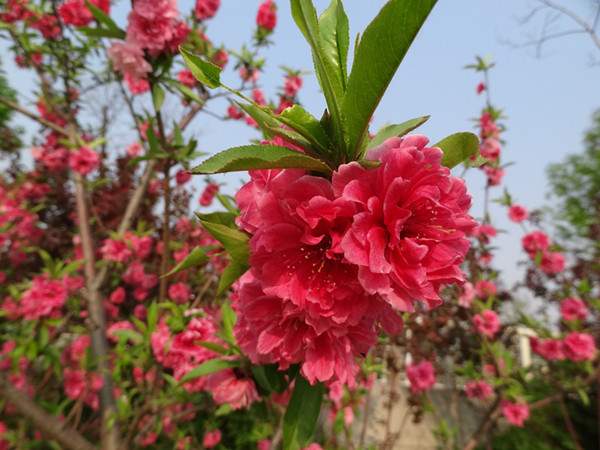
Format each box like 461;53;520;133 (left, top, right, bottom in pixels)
0;375;97;450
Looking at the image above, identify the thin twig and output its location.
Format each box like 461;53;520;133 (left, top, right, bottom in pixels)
0;375;97;450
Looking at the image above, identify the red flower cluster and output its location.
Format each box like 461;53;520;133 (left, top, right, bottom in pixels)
195;0;220;21
233;136;475;385
58;0;110;28
256;0;277;31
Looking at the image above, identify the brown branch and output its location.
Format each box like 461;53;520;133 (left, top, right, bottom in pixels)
72;168;121;450
0;96;69;136
536;0;600;51
558;395;583;450
462;398;502;450
0;375;97;450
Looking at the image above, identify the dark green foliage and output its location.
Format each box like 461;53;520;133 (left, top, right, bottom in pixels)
483;382;598;450
547;110;600;246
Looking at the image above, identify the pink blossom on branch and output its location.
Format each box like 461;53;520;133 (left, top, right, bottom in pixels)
333;135;476;311
19;276;68;320
501;400;530;427
202;429;222;448
126;0;182;53
256;0;277;31
560;297;589;322
540;251;565;275
522;230;550;257
465;380;493;400
406;361;436;394
475;279;497;299
195;0;220;21
563;332;596;362
508;204;528;223
473;310;500;338
58;0;110;28
69;146;99;175
107;41;151;82
531;338;564;361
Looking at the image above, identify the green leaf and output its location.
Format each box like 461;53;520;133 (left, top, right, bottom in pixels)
290;0;345;148
221;302;237;344
318;0;349;91
85;0;123;33
163;247;208;278
111;329;143;345
199;221;248;263
435;132;480;169
217;260;248;295
79;27;125;39
147;302;158;333
367;116;430;149
180;47;222;89
216;194;239;214
175;83;204;105
191;145;332;175
283;375;325;450
278;104;332;153
197;211;237;228
252;364;287;394
343;0;437;158
179;359;241;383
198;341;230;355
152;84;165;111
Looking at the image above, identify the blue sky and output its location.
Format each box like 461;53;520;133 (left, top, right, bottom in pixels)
3;0;599;283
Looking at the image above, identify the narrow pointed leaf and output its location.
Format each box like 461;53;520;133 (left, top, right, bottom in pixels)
283;376;325;450
217;260;248;295
179;359;241;383
191;145;332;175
290;0;345;147
163;247;208;278
278;105;332;152
80;27;125;39
197;211;237;228
343;0;437;158
236;103;313;151
152;84;165;111
252;364;287;394
435;132;480;169
85;0;123;33
318;0;349;90
367;116;430;149
180;47;222;89
221;302;237;344
199;221;248;263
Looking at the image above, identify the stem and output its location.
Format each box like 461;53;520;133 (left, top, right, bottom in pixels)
73;170;121;450
358;387;372;448
158;162;172;302
153;99;172;302
558;395;583;450
0;375;97;450
462;398;501;450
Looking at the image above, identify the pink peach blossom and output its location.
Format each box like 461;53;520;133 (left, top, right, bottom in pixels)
473;310;500;338
560;297;588;322
501;400;529;427
563;332;596;362
406;360;436;394
508;204;529;223
333;135;476;311
107;41;151;82
202;429;222;448
465;380;493;400
256;0;277;31
475;280;497;298
69;146;99;175
195;0;220;20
